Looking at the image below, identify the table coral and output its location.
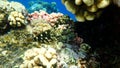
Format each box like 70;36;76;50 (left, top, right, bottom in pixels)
62;0;111;22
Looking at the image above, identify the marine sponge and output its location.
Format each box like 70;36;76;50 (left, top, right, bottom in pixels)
20;47;57;68
8;11;27;27
62;0;111;22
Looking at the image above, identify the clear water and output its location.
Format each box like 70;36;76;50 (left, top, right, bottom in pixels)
9;0;76;21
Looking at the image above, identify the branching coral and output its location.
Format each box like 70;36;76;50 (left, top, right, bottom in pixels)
8;11;27;27
20;47;57;68
62;0;111;22
0;0;27;33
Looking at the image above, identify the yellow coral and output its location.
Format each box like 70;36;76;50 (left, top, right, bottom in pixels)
64;0;79;14
75;0;82;5
8;11;27;27
20;47;57;68
0;13;6;23
0;0;27;31
83;0;94;6
97;0;110;8
30;22;52;37
62;0;111;22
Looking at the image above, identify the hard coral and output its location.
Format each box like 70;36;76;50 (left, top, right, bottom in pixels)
20;47;57;68
62;0;111;22
8;11;27;27
10;1;26;13
27;11;74;43
0;0;27;33
28;10;63;26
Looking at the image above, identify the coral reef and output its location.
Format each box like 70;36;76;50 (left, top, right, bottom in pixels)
0;26;99;68
0;0;27;33
27;10;75;43
62;0;111;22
19;42;100;68
28;10;63;26
74;4;120;68
20;47;57;68
9;1;26;13
8;11;27;27
1;0;119;68
28;1;58;13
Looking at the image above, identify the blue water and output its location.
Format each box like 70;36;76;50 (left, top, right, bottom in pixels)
10;0;76;21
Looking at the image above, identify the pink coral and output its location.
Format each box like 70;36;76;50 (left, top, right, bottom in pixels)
28;10;63;26
28;11;40;20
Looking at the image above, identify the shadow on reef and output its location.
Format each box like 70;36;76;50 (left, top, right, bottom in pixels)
74;4;120;68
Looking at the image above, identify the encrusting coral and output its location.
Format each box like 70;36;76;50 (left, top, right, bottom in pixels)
62;0;111;22
20;47;57;68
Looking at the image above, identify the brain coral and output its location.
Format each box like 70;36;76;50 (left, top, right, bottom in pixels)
62;0;111;22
